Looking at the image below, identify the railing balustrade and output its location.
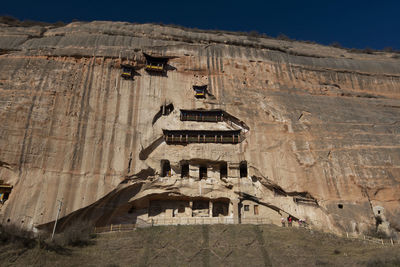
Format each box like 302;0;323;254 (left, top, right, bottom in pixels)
92;219;400;246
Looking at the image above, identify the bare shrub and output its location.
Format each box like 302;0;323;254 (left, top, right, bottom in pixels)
0;224;36;248
248;30;260;37
365;224;390;239
0;15;20;26
277;33;293;41
384;47;394;52
53;221;95;247
362;47;375;54
330;42;343;48
365;256;400;267
349;48;362;53
245;30;259;42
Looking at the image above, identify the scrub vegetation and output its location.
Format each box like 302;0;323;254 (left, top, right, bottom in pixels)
1;224;399;266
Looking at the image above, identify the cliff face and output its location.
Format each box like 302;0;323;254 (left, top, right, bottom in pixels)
0;21;399;235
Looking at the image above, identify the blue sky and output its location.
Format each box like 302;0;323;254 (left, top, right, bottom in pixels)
2;0;399;50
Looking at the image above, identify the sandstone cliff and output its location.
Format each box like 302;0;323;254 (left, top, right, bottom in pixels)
0;21;399;236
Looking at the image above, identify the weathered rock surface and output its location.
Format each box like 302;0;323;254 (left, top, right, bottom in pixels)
0;21;399;236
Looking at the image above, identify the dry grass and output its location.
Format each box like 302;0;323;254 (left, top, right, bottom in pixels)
1;224;399;266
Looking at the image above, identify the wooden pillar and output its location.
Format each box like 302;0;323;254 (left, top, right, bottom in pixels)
209;201;213;218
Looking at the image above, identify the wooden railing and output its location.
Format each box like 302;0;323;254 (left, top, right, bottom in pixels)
164;134;242;144
151;217;237;225
240;218;274;224
93;217;276;230
145;64;164;71
94;218;152;233
94;224;136;233
92;218;400;246
181;114;223;122
344;232;400;246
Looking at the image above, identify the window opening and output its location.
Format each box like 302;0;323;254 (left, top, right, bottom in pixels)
181;162;189;178
338;204;343;209
121;64;134;79
178;205;185;213
244;205;249;211
193;85;207;98
199;166;207;179
240;161;248;178
161;160;171;177
220;162;228;179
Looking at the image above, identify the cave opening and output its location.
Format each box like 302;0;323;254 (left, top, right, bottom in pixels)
192;200;209;217
240;161;247;178
199;166;207;179
181;162;189;178
212;201;229;217
161;160;171;177
375;216;383;230
161;103;174;116
220;162;228;179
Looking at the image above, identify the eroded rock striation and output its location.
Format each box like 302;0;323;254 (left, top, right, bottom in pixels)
0;21;399;236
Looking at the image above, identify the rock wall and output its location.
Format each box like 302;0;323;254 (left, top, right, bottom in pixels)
0;21;399;236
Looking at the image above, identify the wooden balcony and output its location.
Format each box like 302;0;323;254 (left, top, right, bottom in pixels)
163;130;243;144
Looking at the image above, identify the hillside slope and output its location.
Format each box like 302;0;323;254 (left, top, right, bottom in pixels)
1;224;400;267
